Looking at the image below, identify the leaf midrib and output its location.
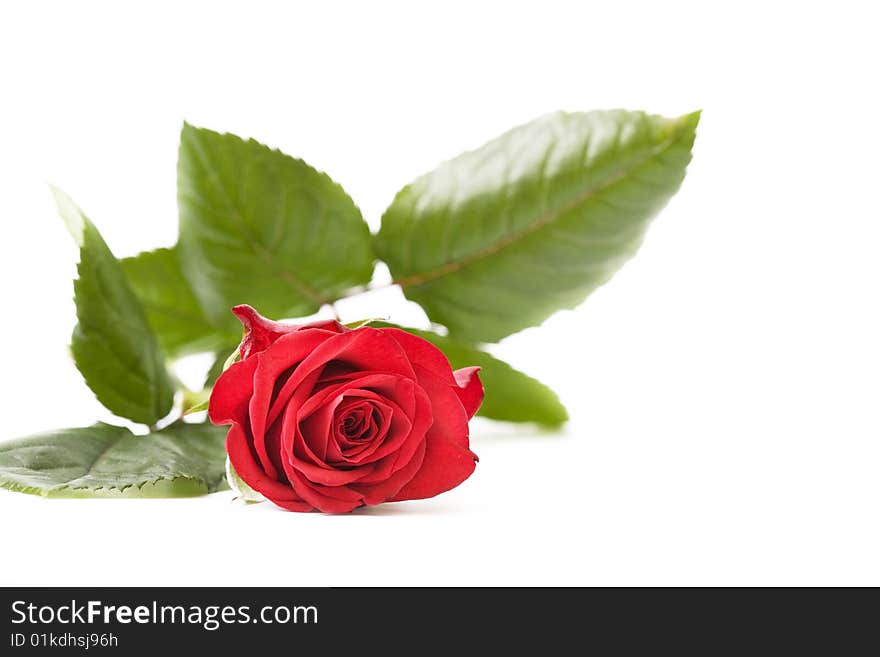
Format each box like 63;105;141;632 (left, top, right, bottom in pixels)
393;124;688;290
184;132;330;307
61;430;127;489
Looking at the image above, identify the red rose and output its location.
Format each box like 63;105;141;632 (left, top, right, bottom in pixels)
209;305;483;513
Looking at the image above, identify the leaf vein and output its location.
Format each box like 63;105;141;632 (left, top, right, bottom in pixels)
394;125;690;290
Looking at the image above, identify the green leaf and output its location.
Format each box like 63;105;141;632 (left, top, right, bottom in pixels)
177;124;375;331
181;391;210;416
226;457;264;503
121;246;237;357
53;188;175;425
344;317;386;329
378;324;567;425
203;347;232;388
0;422;228;497
375;109;700;343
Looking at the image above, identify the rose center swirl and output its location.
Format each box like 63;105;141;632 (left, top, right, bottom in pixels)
333;398;384;449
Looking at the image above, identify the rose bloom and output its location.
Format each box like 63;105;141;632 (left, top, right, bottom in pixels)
209;305;483;512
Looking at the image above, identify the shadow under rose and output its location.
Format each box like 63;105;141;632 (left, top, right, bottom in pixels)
350;500;464;516
239;497;466;516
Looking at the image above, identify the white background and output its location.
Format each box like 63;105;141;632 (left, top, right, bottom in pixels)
1;1;878;586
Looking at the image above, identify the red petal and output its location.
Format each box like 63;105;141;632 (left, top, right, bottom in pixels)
281;390;369;486
298;393;345;464
232;304;297;360
296;375;420;466
249;330;339;469
453;366;484;419
253;367;322;480
301;394;396;465
208;356;258;426
390;435;477;502
413;363;470;448
272;498;317;512
351;389;433;488
232;304;347;360
379;327;456;384
265;330;417;430
353;439;427;505
283;466;365;513
225;423;312;511
387;363;478;501
294;373;415;422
